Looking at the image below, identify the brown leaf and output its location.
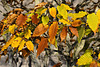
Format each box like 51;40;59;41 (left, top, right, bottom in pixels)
60;26;67;42
53;62;61;67
16;14;27;27
31;13;39;24
37;37;48;57
71;20;82;27
35;2;48;9
69;27;78;37
13;8;24;12
90;60;97;67
21;49;30;59
33;23;49;37
49;21;58;40
35;39;40;44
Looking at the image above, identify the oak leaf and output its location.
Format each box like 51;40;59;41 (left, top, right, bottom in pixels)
16;14;27;27
31;14;39;24
60;26;67;42
69;27;78;37
26;41;34;51
33;23;49;37
37;37;48;57
49;7;56;18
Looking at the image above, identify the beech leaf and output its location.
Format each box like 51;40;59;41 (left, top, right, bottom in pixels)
37;37;48;57
33;23;49;37
24;29;31;39
9;24;17;34
26;41;34;51
69;27;78;37
31;14;39;24
49;7;56;18
18;40;26;51
42;16;49;25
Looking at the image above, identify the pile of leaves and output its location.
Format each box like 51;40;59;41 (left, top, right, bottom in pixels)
0;1;100;67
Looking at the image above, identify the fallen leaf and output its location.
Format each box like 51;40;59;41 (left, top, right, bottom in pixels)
71;20;82;27
9;24;17;34
33;23;49;37
53;62;61;67
37;37;48;57
18;40;26;51
60;26;67;42
69;27;78;37
26;41;34;51
61;4;72;10
96;9;100;23
87;13;99;34
21;49;30;59
90;60;97;67
59;19;70;25
42;16;49;25
16;14;27;27
49;7;56;18
98;53;100;60
35;2;48;9
41;8;47;15
31;13;39;24
49;21;58;40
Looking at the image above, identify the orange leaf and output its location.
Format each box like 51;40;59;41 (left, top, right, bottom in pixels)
60;26;67;42
49;21;58;40
53;62;61;67
35;2;48;9
49;37;55;45
37;37;48;57
16;14;27;27
69;27;78;37
21;49;30;59
49;7;56;18
90;60;97;67
31;13;39;24
33;23;49;37
71;20;82;27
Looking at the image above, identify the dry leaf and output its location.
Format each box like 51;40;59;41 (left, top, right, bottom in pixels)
35;2;48;9
16;14;27;27
49;21;58;40
69;27;78;37
71;20;82;27
90;60;97;67
33;23;49;37
53;62;61;67
60;26;67;42
49;7;56;18
37;37;48;57
31;13;39;24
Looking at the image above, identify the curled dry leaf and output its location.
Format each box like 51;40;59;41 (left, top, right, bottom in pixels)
90;60;97;67
69;27;78;37
37;37;48;57
60;26;67;42
35;2;48;9
31;13;39;24
71;20;82;27
33;23;49;37
16;14;27;27
49;21;58;40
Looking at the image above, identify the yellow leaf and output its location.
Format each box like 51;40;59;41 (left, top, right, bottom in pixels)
57;5;68;19
26;41;34;51
87;13;99;34
98;53;100;60
18;40;26;51
11;37;22;48
24;29;31;39
49;7;56;18
1;35;15;51
9;24;17;34
77;52;93;65
68;11;87;20
61;4;72;10
96;9;100;23
59;19;70;25
41;8;47;15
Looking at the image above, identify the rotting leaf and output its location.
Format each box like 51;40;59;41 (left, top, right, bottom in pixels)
37;37;48;57
49;7;56;18
26;41;34;51
16;14;27;27
33;23;49;37
69;27;78;37
60;26;67;42
31;13;39;24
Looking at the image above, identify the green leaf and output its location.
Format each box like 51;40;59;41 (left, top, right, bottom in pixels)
57;5;68;19
78;27;85;43
42;16;49;25
85;29;92;35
